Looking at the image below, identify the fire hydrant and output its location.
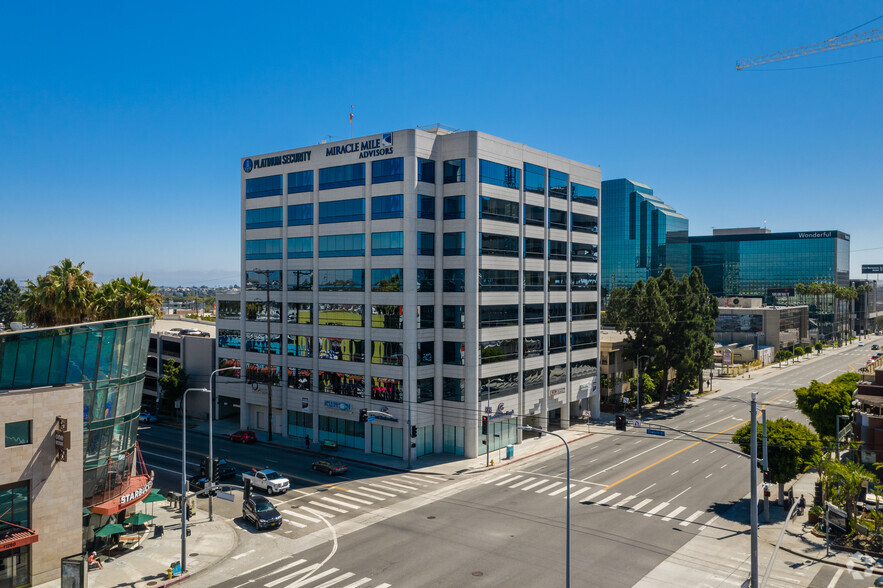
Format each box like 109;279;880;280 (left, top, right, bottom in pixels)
167;567;174;579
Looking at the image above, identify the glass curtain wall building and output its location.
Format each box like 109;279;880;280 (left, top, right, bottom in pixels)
221;127;601;461
690;229;851;340
600;179;690;304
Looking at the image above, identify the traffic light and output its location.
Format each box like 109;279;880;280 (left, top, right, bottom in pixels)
359;409;367;423
411;425;417;438
481;416;488;435
763;470;770;484
615;414;626;431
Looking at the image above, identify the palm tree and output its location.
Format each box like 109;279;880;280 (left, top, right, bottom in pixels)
830;460;876;532
21;259;96;327
805;451;834;506
120;274;162;319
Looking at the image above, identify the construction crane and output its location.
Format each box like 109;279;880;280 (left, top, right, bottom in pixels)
736;27;883;70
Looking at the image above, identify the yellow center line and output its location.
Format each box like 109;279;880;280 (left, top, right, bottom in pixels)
602;390;793;491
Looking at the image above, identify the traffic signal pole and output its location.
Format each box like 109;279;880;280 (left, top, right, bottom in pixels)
750;392;759;588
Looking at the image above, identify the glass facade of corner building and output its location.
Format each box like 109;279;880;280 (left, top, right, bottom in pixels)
690;230;851;339
235;129;600;460
600;179;690;304
0;317;151;507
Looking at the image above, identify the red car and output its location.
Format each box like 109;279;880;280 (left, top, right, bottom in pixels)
229;430;257;444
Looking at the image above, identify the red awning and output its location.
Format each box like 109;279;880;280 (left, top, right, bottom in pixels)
0;528;38;553
90;474;153;516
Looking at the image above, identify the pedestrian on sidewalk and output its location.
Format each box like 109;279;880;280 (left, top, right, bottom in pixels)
305;435;310;448
798;494;806;516
88;551;103;570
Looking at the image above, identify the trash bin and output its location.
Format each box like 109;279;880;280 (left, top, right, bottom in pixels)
506;444;514;460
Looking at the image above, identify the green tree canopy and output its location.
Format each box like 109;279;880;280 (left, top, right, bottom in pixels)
794;378;853;439
158;359;189;414
0;279;21;326
733;418;820;497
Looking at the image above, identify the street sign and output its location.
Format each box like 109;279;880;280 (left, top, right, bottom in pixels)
215;491;235;502
646;429;665;436
366;416;375;422
632;419;641;428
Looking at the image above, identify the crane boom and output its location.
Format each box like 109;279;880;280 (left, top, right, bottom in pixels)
736;27;883;70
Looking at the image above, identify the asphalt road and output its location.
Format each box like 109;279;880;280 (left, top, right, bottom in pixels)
138;337;883;587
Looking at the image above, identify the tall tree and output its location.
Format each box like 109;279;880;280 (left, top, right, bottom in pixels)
794;378;853;439
670;268;718;396
0;279;21;326
158;359;189;415
21;259;97;327
829;461;875;532
93;274;161;320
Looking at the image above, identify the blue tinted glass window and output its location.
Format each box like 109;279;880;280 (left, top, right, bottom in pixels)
443;269;465;292
288;269;313;291
571;242;598;262
319;199;365;223
372;268;403;292
418;158;435;183
549;240;567;260
524;203;544;226
444;196;465;219
417;268;434;292
479;160;520;190
549;333;567;354
571;182;598;205
372;231;404;256
524;237;544;258
418;232;435;255
443;232;465;255
246;239;283;259
480;233;519;257
287;237;313;259
524;270;544;291
246;207;282;229
372;158;404;184
549;271;567;291
571;272;598;290
319;163;366;190
418;195;435;219
549;208;568;230
524;163;545;195
288;203;313;226
372;195;404;219
246;175;283;198
479;269;518;291
443;159;465;183
572;212;598;234
319;234;365;257
480;196;519;223
318;269;365;291
549;170;568;199
288;170;314;194
571;330;597;350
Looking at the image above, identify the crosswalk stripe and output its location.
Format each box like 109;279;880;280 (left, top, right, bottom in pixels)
661;506;686;521
509;477;536;489
311;572;355;588
266;562;317;587
373;584;391;588
569;487;592;500
611;495;636;509
680;510;704;526
284;518;307;528
535;481;562;493
246;557;296;580
350;489;387;501
308;501;346;514
628;498;653;513
361;486;396;497
521;479;548;491
644;502;670;517
338;579;371;588
285;510;321;523
401;474;438;484
582;489;606;503
699;515;719;531
548;484;574;497
334;494;372;505
288;566;339;587
483;473;515;485
320;497;362;510
368;483;406;494
377;480;418;491
252;559;304;583
497;475;523;486
596;492;621;506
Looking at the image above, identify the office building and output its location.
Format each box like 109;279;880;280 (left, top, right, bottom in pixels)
690;228;850;340
600;179;690;303
216;127;601;461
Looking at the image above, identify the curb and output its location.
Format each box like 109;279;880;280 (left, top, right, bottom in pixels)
458;432;595;475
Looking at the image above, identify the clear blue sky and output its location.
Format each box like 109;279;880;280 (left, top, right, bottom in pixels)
2;1;882;286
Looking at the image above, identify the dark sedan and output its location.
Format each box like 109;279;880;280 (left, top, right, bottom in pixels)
242;495;282;530
312;459;348;476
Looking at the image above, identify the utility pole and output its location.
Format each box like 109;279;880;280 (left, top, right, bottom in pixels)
762;409;769;524
636;355;649;416
750;391;758;588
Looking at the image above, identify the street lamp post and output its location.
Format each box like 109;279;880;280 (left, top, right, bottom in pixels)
181;386;209;574
518;425;570;588
636;355;650;416
207;366;240;522
749;391;759;588
402;352;412;470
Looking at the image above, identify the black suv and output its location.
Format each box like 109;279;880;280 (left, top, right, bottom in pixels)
242;495;282;530
200;457;236;480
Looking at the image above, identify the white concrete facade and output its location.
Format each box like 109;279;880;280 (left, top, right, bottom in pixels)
216;127;600;461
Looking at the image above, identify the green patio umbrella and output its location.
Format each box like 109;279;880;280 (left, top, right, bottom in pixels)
142;492;165;503
94;523;126;537
123;513;156;525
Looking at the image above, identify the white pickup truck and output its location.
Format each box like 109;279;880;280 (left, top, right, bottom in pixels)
242;469;290;495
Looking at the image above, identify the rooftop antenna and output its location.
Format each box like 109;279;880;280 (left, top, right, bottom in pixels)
349;105;354;138
763;219;767;230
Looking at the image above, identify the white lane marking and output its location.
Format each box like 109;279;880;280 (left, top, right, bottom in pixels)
535;481;563;493
305;502;340;515
320;497;362;510
284;519;307;529
680;510;704;526
349;489;386;501
669;487;692;502
826;568;844;588
705;473;713;479
692;459;700;464
231;550;255;560
521;479;549;491
720;463;728;469
483;473;516;485
596;492;621;506
509;477;536;489
644;502;670;517
582;489;606;503
311;572;356;588
263;560;310;586
286;510;321;523
613;448;622;453
377;480;418;491
628;498;653;513
698;515;719;531
401;475;438;484
334;494;372;505
581;439;677;480
612;495;636;509
496;475;523;486
635;440;642;444
338;580;371;588
362;485;396;497
589;458;598;463
661;506;686;521
549;484;574;497
569;487;592;500
709;449;717;454
635;483;656;496
670;470;679;476
289;566;340;587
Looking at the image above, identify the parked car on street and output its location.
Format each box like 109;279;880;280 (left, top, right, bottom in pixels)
873;344;880;350
200;457;237;480
139;412;158;424
311;459;348;476
229;430;257;444
188;475;217;496
242;495;282;530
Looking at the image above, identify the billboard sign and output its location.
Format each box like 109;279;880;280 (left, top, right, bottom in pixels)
862;264;883;274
